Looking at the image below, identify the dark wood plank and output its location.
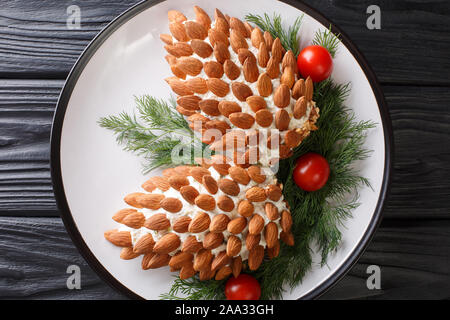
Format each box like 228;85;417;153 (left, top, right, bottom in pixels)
0;0;449;84
1;80;449;218
1;217;448;299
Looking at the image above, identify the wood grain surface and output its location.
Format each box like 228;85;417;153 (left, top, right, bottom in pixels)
0;0;449;300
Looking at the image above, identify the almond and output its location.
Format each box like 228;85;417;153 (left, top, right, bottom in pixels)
175;165;194;176
208;28;229;47
215;266;232;280
141;179;157;192
229;166;250;185
244;22;254;35
161;197;182;213
153;233;180;254
264;31;274;50
231;82;253;102
214;8;227;22
177;95;201;111
199;266;216;281
193;6;211;29
141;253;154;270
104;230;132;247
230;17;250;38
271;38;283;62
205;120;230;136
223;59;241;80
199;99;220;116
231;256;242;277
177;105;195;116
279;144;293;159
305;76;314;101
211;155;231;175
217;195;235;212
168;174;189;190
257;73;273;97
275;109;290;131
185;21;208;40
264;222;278;248
255;109;273;127
164;42;193;57
159;33;173;45
248;165;266;183
135;194;164;210
169;251;193;269
203;232;224;250
189;166;210;182
292;79;305;100
124;192;145;208
120;247;140;260
227;236;242;257
281;210;293;232
189;211;211;233
180;185;199;204
248;245;264;270
207;78;230;97
215;17;230;36
281;67;295;88
274;84;290;108
168;10;186;23
280;231;295;246
211;251;231;271
242;147;260;165
266;184;282;201
243;55;259;83
176;57;203;76
210;214;231;233
182;235;203;253
169;22;189;42
251;28;264;48
227;217;247;234
282;50;297;72
195;194;216;211
267;240;280;259
248;214;265;235
218;100;241;117
294;97;307;119
148;253;171;269
165;77;193;96
202;175;218;194
150;176;171;191
266;57;280;79
194;249;213;271
237;200;254;217
218;178;240;196
189;77;209;94
213;42;230;63
112;208;136;223
230;30;248;53
144;213;170;231
190;39;213;58
246;186;267;202
171;64;186;79
245;96;266;113
285;129;302;148
237;49;255;65
229;112;255;129
246;233;261;251
203;61;223;78
172;216;192;233
265;202;280;221
257;42;270;68
179;262;196;280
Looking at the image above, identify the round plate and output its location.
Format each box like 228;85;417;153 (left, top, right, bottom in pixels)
51;0;392;300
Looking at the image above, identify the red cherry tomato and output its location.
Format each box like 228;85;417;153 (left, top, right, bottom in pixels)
297;45;333;82
293;152;330;192
225;274;261;300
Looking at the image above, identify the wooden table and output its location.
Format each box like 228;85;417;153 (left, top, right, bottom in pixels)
0;0;449;300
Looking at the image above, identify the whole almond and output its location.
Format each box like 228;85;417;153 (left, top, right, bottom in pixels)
203;232;224;250
274;84;290;108
168;174;189;190
164;42;193;57
177;95;201;111
223;59;241;80
172;216;192;233
185;21;208;40
255;109;273;127
237;200;254;217
215;266;232;280
194;249;213;271
285;129;302;148
170;65;186;79
104;230;132;247
169;22;189;42
165;77;193;96
229;166;250;185
190;167;211;183
305;76;314;101
217;195;235;212
294;96;307;119
147;253;171;269
134;233;155;254
237;48;255;65
266;184;282;201
248;165;266;183
120;247;140;260
180;185;200;204
218;100;241;117
210;160;231;177
210;214;231;233
203;61;224;78
215;17;230;36
141;253;155;270
271;38;283;62
179;262;196;280
213;42;230;63
267;239;280;259
264;31;274;50
195;194;216;211
249;214;265;234
280;231;295;246
244;22;253;35
246;187;267;202
292;79;305;100
199;266;216;281
182;235;203;253
161;197;182;213
227;217;247;234
206;120;231;135
168;10;186;23
189;211;211;233
257;73;273;97
246;95;267;112
177;105;195;116
153;233;181;254
135;194;164;210
232;256;243;278
243;55;259;83
190;39;213;58
282;50;297;72
264;222;278;248
230;17;250;38
279;144;293;159
199;99;220;116
144;213;170;231
202;175;218;194
160;33;173;45
281;210;293;232
265;202;280;221
231;82;253;102
193;6;211;29
258;42;270;68
149;176;171;191
176;57;203;76
169;251;193;269
229;112;255;129
281;67;295;89
218;178;240;196
266;57;280;79
246;233;261;251
275;109;290;131
230;30;248;53
141;179;156;192
207;78;230;97
211;251;231;271
227;235;242;257
208;28;229;47
214;8;227;22
112;208;136;223
248;245;264;270
251;28;264;48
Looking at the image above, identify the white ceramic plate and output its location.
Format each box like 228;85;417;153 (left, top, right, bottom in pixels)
51;0;392;300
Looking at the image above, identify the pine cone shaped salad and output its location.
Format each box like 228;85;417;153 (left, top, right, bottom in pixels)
104;7;320;282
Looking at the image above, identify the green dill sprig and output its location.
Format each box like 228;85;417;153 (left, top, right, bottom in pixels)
98;95;206;172
245;13;303;55
312;26;340;57
159;277;226;300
